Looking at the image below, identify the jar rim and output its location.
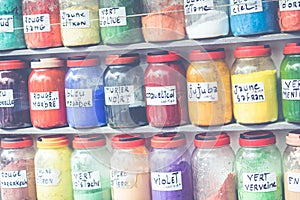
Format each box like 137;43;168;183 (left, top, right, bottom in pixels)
239;131;276;147
283;43;300;55
190;48;225;61
31;58;65;69
73;134;106;148
105;53;139;65
151;132;186;148
37;135;69;148
234;45;271;58
111;134;145;148
0;60;26;70
67;56;100;67
1;136;33;148
286;131;300;146
146;51;180;63
194;132;230;148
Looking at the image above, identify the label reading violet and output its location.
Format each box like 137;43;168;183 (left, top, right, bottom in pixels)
151;171;183;191
230;0;263;16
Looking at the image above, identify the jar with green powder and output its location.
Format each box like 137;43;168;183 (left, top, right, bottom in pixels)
236;131;283;200
71;134;112;200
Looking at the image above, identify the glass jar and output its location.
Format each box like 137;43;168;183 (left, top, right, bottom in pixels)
103;53;147;128
280;43;300;123
65;56;106;128
0;0;26;50
283;131;300;200
0;60;31;129
35;135;73;200
235;131;283;200
278;2;300;32
59;0;100;46
145;51;189;127
185;0;229;39
110;134;151;200
150;133;193;200
71;134;111;200
22;0;62;48
0;136;36;200
142;0;185;42
28;58;67;128
99;0;144;44
187;48;232;126
231;45;278;124
229;0;279;36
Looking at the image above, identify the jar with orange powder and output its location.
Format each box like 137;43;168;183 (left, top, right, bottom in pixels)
278;1;300;32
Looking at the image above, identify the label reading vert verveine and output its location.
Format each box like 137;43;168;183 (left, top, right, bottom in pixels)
184;0;214;15
145;86;177;106
287;172;300;192
60;10;90;28
281;79;300;100
23;14;51;33
104;85;135;105
279;0;300;11
0;89;14;107
187;82;218;102
233;82;265;103
65;89;93;107
230;0;263;16
35;168;60;186
99;7;127;27
243;172;277;192
0;15;14;33
72;171;101;190
151;171;183;191
30;91;60;110
1;170;28;188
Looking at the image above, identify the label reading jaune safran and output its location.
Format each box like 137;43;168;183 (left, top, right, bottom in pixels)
233;82;265;103
1;170;28;188
282;79;300;100
30;91;59;110
65;89;93;107
72;171;101;190
243;172;277;192
0;15;14;33
230;0;263;16
151;171;183;191
187;82;218;102
104;85;134;105
145;86;177;105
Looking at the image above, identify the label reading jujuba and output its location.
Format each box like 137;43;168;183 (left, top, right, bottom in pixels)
230;0;263;15
72;171;101;190
281;79;300;100
99;7;127;27
0;15;14;32
187;82;218;102
23;14;51;33
104;85;135;105
60;10;90;28
65;89;93;107
145;86;177;105
279;0;300;11
184;0;214;15
151;171;183;191
1;170;28;188
30;91;60;110
0;89;14;107
233;82;265;103
243;172;277;192
35;168;60;186
110;170;136;189
287;172;300;192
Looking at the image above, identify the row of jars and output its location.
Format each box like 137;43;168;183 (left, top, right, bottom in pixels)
0;43;299;129
0;0;299;50
2;131;300;200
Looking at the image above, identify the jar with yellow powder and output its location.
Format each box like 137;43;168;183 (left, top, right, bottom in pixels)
187;48;232;126
231;45;278;124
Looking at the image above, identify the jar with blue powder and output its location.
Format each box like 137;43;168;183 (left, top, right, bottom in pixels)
229;0;279;36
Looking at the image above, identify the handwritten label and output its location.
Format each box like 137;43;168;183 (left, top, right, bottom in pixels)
282;79;300;100
184;0;214;15
60;10;90;28
1;170;27;188
0;89;14;107
72;171;101;190
287;172;300;192
145;86;177;105
279;0;300;11
65;89;93;107
99;7;127;27
110;170;136;189
35;168;60;186
233;82;265;103
23;14;51;33
151;171;183;191
187;82;218;102
243;172;277;192
230;0;263;15
30;91;60;110
0;15;13;32
104;85;134;105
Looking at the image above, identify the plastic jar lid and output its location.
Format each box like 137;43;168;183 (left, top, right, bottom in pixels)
73;134;106;149
111;134;145;149
286;130;300;146
151;133;186;148
31;58;65;69
239;131;276;147
189;48;225;61
105;53;139;65
234;45;271;58
67;56;100;68
37;135;69;148
283;43;300;55
0;60;26;70
146;51;180;63
1;136;33;148
194;132;230;148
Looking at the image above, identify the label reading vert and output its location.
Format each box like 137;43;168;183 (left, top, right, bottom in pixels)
23;14;51;33
279;0;300;11
1;170;28;188
0;89;14;107
184;0;214;15
104;85;135;105
0;15;14;32
187;82;218;102
72;171;101;190
151;171;183;191
99;7;127;27
60;10;90;28
287;172;300;192
65;89;93;107
110;170;136;189
281;79;300;100
233;82;265;103
230;0;263;16
35;168;60;186
145;86;177;106
243;172;277;192
30;91;60;110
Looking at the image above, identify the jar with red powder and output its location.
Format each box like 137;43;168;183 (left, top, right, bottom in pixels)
278;2;300;32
